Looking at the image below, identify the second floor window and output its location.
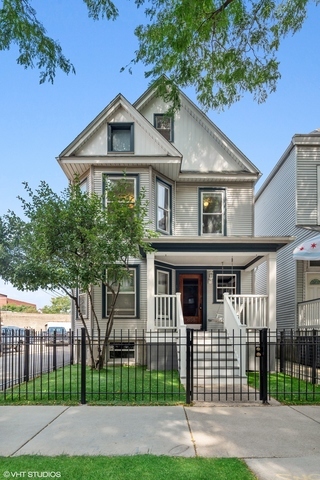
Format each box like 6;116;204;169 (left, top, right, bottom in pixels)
108;123;134;152
200;189;225;235
157;179;171;234
104;175;137;207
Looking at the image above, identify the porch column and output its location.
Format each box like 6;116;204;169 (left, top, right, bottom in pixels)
146;252;155;331
267;252;277;330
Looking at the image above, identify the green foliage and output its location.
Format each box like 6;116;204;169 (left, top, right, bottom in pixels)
0;178;155;367
133;0;312;111
0;0;315;109
0;303;38;313
42;295;71;314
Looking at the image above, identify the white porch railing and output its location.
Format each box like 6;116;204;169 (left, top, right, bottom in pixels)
228;294;268;328
223;293;247;378
154;294;178;329
154;293;186;380
298;298;320;328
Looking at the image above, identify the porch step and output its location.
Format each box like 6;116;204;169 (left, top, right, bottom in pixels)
182;330;246;386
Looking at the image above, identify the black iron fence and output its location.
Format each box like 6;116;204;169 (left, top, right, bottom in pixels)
0;327;319;404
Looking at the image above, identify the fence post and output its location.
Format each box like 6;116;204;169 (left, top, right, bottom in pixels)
259;328;269;404
70;330;74;365
81;328;86;404
23;329;30;383
280;330;285;373
53;330;57;371
186;328;193;404
312;329;317;385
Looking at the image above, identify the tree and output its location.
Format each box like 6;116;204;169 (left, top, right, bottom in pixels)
0;304;38;313
0;0;313;110
0;178;155;369
42;296;71;314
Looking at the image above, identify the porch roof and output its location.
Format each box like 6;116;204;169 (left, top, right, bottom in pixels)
147;235;294;269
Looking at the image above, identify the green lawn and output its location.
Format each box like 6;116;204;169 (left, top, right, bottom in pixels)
248;372;320;404
0;455;256;480
0;365;186;406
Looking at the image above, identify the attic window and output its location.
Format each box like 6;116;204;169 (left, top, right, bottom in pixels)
108;123;134;152
154;114;173;142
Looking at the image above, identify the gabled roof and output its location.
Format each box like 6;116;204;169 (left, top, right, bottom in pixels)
57;93;182;181
134;82;261;181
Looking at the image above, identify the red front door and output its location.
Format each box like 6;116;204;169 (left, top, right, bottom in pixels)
179;274;203;325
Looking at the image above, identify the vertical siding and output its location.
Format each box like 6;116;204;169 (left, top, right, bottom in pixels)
296;146;320;226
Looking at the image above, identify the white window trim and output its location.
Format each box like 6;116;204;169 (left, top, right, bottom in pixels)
200;190;225;236
216;273;237;303
156;179;171;235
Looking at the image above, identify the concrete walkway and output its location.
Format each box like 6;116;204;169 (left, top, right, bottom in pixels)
0;404;320;479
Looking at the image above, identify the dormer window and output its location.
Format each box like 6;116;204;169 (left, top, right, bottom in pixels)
108;123;134;152
154;114;173;142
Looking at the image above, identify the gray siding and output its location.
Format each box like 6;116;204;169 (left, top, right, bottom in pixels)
296;146;320;226
176;182;253;236
255;148;297;329
88;167;150;333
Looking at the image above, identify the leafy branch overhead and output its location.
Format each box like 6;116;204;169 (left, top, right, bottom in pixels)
0;0;313;108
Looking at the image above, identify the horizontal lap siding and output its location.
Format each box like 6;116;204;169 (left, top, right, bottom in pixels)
175;182;253;236
255;149;297;329
90;168;149;334
296;146;320;226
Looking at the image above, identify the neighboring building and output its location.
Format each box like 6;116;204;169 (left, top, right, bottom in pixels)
255;130;320;330
0;293;36;310
57;82;291;365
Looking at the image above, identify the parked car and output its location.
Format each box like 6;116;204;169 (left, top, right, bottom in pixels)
45;326;69;346
0;326;25;352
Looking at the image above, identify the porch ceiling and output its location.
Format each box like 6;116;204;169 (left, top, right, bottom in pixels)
150;235;295;270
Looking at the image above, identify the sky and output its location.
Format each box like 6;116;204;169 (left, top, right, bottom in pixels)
1;0;320;308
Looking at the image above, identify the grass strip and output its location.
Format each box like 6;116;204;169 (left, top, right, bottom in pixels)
0;365;185;406
248;372;320;404
0;455;256;480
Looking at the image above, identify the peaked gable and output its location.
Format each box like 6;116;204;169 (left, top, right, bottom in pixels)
59;94;182;159
134;84;260;178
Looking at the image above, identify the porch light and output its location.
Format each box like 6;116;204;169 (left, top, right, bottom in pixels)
208;271;213;284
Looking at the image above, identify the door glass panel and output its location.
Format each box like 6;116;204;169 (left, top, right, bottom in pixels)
182;279;199;317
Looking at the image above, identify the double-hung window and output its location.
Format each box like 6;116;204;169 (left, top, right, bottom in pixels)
108;123;134;152
216;274;237;302
157;179;171;234
106;267;138;317
200;189;226;235
154;114;173;142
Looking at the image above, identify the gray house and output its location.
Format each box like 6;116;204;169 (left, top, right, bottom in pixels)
255;129;320;330
57;82;291;378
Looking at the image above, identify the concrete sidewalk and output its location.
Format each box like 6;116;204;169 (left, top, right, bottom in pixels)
0;404;320;479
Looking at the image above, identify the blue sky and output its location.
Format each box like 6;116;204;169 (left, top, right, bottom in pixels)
1;0;320;307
